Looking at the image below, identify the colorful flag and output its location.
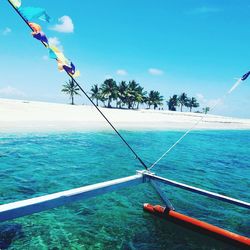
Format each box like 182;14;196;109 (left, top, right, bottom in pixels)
33;32;49;46
241;71;250;81
48;46;68;64
29;22;41;33
48;46;73;73
63;62;75;75
9;0;21;8
8;0;80;79
19;7;51;22
29;22;49;46
63;62;80;78
48;47;58;60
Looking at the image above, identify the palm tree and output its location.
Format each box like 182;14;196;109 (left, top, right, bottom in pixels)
61;79;80;105
203;107;210;114
99;94;108;107
178;92;188;112
186;97;199;112
153;91;164;110
126;80;140;109
100;79;117;108
147;90;164;109
147;91;154;109
167;94;178;111
135;86;147;109
90;84;101;106
117;81;128;108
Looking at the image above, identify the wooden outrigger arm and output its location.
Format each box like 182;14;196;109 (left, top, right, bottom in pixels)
141;171;250;209
0;170;249;247
0;171;249;222
0;173;144;222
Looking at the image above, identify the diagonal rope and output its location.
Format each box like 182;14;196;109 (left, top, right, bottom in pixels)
68;75;148;170
149;79;243;171
7;0;246;173
7;0;148;170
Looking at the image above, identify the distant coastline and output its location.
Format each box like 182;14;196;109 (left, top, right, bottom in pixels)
1;98;250;133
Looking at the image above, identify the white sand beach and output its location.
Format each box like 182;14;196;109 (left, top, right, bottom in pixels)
0;98;250;132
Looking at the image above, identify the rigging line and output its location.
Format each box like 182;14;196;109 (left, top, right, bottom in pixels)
148;116;205;171
68;75;148;170
7;0;148;170
149;80;242;171
7;0;48;47
8;0;31;28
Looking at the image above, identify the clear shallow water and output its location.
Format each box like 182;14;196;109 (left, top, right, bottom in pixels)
0;130;249;249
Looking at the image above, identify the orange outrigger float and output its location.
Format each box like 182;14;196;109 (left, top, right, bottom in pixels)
1;171;249;248
144;203;250;248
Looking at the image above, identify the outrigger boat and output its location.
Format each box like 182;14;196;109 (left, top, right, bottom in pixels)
1;0;250;248
0;171;249;248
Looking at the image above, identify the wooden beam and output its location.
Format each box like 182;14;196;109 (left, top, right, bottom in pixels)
150;180;175;210
143;172;250;209
0;174;144;222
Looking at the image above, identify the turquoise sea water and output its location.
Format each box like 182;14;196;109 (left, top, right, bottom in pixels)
0;130;249;249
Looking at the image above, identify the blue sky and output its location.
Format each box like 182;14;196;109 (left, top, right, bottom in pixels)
0;0;250;117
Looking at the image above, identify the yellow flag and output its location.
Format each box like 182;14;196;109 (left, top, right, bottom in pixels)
49;45;68;65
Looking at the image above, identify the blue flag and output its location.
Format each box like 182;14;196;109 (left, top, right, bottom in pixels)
63;62;76;75
33;32;49;46
19;7;51;22
241;71;250;81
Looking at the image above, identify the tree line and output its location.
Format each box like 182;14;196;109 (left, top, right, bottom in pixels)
62;78;210;113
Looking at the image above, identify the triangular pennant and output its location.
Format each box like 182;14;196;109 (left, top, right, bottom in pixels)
19;7;50;22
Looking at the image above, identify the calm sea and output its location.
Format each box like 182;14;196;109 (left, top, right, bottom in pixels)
0;130;249;249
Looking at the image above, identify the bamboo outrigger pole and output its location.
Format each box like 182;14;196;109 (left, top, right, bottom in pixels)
0;174;144;222
0;171;249;246
1;171;249;223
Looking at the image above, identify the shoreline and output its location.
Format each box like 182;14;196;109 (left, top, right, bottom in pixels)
1;98;250;133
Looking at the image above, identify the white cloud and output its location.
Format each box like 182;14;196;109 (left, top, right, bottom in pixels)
116;69;128;76
196;93;223;109
148;68;164;76
2;27;11;36
187;7;221;15
50;16;74;33
0;86;26;97
48;37;63;51
48;37;61;46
